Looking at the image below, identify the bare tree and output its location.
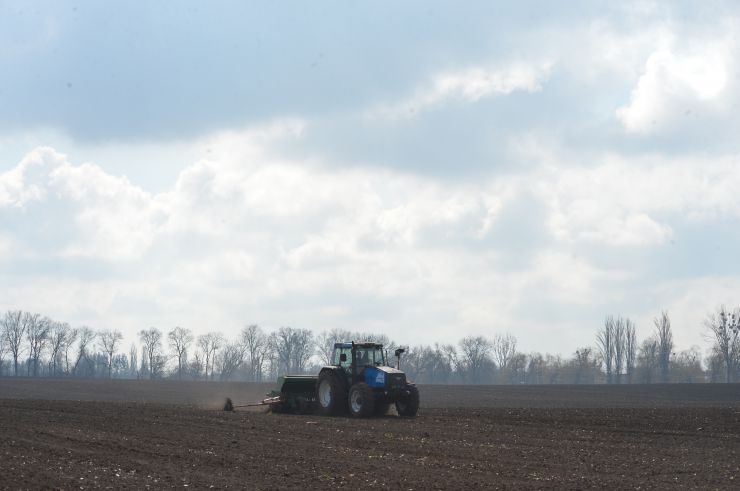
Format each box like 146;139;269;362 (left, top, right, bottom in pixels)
572;347;599;384
458;336;492;383
596;316;615;384
0;326;6;376
704;306;740;383
98;329;123;379
189;352;204;380
637;336;659;383
2;310;26;376
168;326;193;380
216;341;245;381
654;310;673;383
197;334;210;380
526;352;545;384
139;327;164;380
140;344;149;377
428;343;455;383
129;343;139;379
613;318;625;384
440;344;459;381
62;327;78;375
672;346;703;383
197;332;223;380
706;348;726;383
491;333;517;372
291;329;313;373
240;324;268;381
111;353;129;377
25;313;50;377
403;344;455;384
624;320;637;384
47;322;71;376
73;327;96;377
402;346;425;382
507;352;527;384
273;327;313;374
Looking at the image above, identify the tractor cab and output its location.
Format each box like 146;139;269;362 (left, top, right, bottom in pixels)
332;342;386;373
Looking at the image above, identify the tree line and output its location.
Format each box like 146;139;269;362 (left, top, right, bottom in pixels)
1;306;738;384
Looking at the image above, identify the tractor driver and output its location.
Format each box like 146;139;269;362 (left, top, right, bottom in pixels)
356;350;368;366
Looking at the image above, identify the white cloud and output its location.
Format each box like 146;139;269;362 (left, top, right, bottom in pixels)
50;162;163;259
0;146;60;207
3;119;740;355
0;134;521;346
368;61;553;120
616;28;735;133
0;147;162;260
4;3;740;362
541;153;740;246
582;20;668;82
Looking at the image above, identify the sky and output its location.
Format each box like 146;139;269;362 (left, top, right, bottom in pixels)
1;0;740;357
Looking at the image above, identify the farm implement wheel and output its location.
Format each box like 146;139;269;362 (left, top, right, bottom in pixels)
395;385;419;417
316;371;347;416
348;382;374;417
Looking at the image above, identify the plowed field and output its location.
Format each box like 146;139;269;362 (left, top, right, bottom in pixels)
1;379;738;489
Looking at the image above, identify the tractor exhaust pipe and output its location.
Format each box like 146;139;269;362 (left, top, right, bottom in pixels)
395;348;406;370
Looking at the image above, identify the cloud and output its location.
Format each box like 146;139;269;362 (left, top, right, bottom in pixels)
3;3;740;356
541;152;740;246
368;61;553;120
2;125;740;356
616;27;735;134
0;146;60;207
0;135;531;346
0;147;162;260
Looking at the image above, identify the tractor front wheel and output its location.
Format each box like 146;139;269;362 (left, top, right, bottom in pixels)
348;382;375;417
316;371;347;416
395;385;419;417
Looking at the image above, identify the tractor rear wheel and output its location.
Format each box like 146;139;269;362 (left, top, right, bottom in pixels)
395;385;419;417
348;382;375;417
316;371;347;416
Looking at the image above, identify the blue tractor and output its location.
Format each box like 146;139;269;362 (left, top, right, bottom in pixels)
315;341;419;417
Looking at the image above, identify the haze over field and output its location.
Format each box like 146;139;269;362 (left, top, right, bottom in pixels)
1;1;739;354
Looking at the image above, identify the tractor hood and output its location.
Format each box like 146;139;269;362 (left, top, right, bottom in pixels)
363;365;408;388
375;366;405;375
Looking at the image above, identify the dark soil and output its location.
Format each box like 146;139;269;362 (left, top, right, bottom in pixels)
0;380;738;489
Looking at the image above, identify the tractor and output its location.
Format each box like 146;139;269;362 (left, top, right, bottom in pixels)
315;341;419;417
223;341;419;417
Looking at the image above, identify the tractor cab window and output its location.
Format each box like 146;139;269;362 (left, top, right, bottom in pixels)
333;347;352;370
355;347;386;367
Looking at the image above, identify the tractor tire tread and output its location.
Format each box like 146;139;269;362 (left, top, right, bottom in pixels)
395;384;420;417
316;370;347;416
349;382;375;418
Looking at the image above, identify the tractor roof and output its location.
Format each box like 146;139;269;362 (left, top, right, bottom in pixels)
333;341;383;349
